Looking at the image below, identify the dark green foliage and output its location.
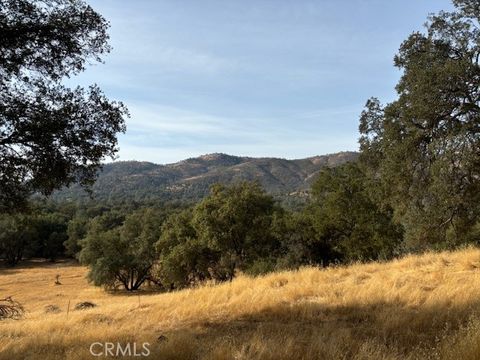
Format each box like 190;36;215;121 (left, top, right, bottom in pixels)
0;0;128;211
88;210;125;233
309;163;403;262
272;210;341;269
33;213;68;261
156;209;219;289
156;182;279;288
64;215;89;257
0;199;183;269
0;215;36;266
0;209;71;265
79;208;163;291
359;0;480;249
0;216;22;266
193;182;278;280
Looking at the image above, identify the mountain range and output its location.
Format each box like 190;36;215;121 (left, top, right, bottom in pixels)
54;151;358;205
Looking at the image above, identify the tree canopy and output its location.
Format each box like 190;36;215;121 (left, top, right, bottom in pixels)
4;0;480;296
0;0;128;211
359;0;480;248
79;208;163;291
310;163;403;262
193;182;277;280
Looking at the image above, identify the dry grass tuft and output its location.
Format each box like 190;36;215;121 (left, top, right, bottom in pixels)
44;305;61;314
74;301;97;311
2;248;480;359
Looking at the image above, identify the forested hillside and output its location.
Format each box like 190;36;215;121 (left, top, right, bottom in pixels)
53;152;358;203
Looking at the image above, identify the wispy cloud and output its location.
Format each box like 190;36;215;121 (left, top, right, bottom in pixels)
127;104;230;134
114;45;240;74
154;47;240;74
117;102;359;163
84;0;451;163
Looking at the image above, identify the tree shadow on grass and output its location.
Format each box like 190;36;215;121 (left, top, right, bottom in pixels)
104;287;167;297
0;258;78;271
152;298;480;359
0;267;21;276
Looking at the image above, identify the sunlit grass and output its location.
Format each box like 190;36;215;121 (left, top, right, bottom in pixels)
2;248;480;359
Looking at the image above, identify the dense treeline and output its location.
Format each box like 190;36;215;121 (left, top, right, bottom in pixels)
0;148;477;291
0;173;404;290
2;0;480;293
83;0;480;290
0;208;68;266
0;200;177;266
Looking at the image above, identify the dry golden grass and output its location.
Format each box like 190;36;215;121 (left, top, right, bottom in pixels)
2;248;480;359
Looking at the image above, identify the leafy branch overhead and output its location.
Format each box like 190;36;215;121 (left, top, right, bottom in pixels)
0;0;128;211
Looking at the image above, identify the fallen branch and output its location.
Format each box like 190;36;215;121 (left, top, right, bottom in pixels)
0;296;24;320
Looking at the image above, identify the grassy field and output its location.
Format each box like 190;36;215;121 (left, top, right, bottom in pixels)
1;249;480;359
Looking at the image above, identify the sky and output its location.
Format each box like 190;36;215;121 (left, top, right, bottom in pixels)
70;0;453;164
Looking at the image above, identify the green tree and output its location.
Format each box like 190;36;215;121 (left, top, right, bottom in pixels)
34;213;68;261
359;0;480;248
64;214;89;258
0;215;23;266
156;208;221;289
0;214;36;266
272;209;341;269
193;182;277;280
79;209;162;291
0;0;128;211
310;163;403;262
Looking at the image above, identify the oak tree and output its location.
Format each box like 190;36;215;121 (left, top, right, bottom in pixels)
0;0;128;211
360;0;480;248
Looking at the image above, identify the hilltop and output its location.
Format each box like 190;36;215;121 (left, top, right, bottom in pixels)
53;151;358;204
1;248;480;359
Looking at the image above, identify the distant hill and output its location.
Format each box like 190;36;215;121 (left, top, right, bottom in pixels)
53;151;358;204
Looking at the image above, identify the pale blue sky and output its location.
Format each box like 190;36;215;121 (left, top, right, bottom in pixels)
70;0;453;164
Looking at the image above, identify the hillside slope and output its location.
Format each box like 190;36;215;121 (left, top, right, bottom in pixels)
53;151;358;203
2;249;480;359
